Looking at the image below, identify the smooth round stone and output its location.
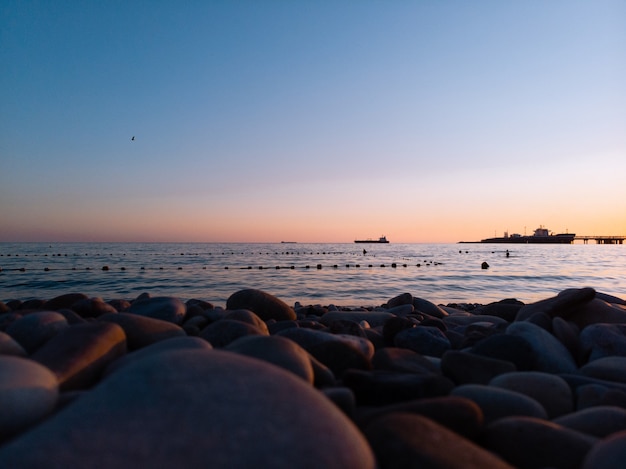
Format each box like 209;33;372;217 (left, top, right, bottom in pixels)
553;406;626;438
582;430;626;469
127;296;186;324
577;384;626;411
69;297;118;318
0;350;376;468
6;311;69;354
319;311;395;328
226;289;296;321
371;347;439;374
365;412;514;469
566;298;626;329
552;316;582;363
515;287;597;321
412;297;448;318
0;356;58;439
506;321;577;373
225;335;315;384
451;384;547;424
199;319;268;348
394;325;451;358
485;416;597;469
276;328;373;376
224;309;269;334
0;331;26;357
386;304;414;316
99;313;186;351
441;350;516;385
31;322;127;392
386;292;413;308
489;371;573;418
43;293;89;311
356;396;484;440
104;336;213;377
581;357;626;385
471;333;535;370
443;314;509;328
343;369;454;406
472;300;523;322
580;324;626;362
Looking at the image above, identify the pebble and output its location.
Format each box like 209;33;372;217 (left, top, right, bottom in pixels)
127;296;187;324
30;322;127;391
484;416;598;468
552;406;626;438
5;311;69;354
489;371;574;418
0;356;58;439
441;350;516;385
99;312;186;350
0;350;376;468
582;430;626;469
364;412;514;469
451;384;548;423
226;288;296;321
394;325;451;357
506;320;578;373
2;286;626;468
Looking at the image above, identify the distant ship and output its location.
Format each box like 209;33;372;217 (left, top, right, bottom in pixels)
478;226;575;244
354;235;390;244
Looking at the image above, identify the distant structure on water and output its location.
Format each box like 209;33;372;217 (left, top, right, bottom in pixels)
468;226;576;244
355;236;390;244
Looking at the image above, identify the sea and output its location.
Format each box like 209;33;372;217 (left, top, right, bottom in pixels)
1;242;625;308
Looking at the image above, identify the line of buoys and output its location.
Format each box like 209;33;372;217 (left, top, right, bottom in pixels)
1;262;443;272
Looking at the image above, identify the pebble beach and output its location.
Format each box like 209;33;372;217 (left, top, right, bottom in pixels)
2;287;626;468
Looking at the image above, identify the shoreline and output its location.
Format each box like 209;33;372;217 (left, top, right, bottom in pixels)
1;287;626;467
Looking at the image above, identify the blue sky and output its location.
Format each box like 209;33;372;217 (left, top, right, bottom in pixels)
1;1;625;242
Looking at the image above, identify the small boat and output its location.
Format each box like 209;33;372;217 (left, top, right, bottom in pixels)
355;236;390;244
479;226;575;244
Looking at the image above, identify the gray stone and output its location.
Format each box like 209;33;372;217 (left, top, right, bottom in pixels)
104;336;212;377
506;321;577;373
582;430;626;469
0;356;58;439
413;297;448;318
0;350;376;468
31;322;127;391
0;331;26;357
200;319;268;348
99;313;186;351
581;356;626;383
224;309;269;334
394;325;451;357
515;287;597;321
485;416;597;469
320;310;395;328
580;324;626;361
226;335;315;383
441;350;516;385
226;289;296;321
127;296;186;324
6;311;69;354
489;371;573;418
365;413;514;469
553;406;626;438
451;384;548;424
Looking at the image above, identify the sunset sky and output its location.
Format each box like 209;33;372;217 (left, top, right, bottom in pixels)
1;1;625;243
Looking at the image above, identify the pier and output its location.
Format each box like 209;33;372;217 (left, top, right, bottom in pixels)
575;235;625;244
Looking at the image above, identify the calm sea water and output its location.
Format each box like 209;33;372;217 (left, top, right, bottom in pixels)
0;242;624;308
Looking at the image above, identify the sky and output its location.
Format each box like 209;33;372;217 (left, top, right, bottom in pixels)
1;1;625;243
